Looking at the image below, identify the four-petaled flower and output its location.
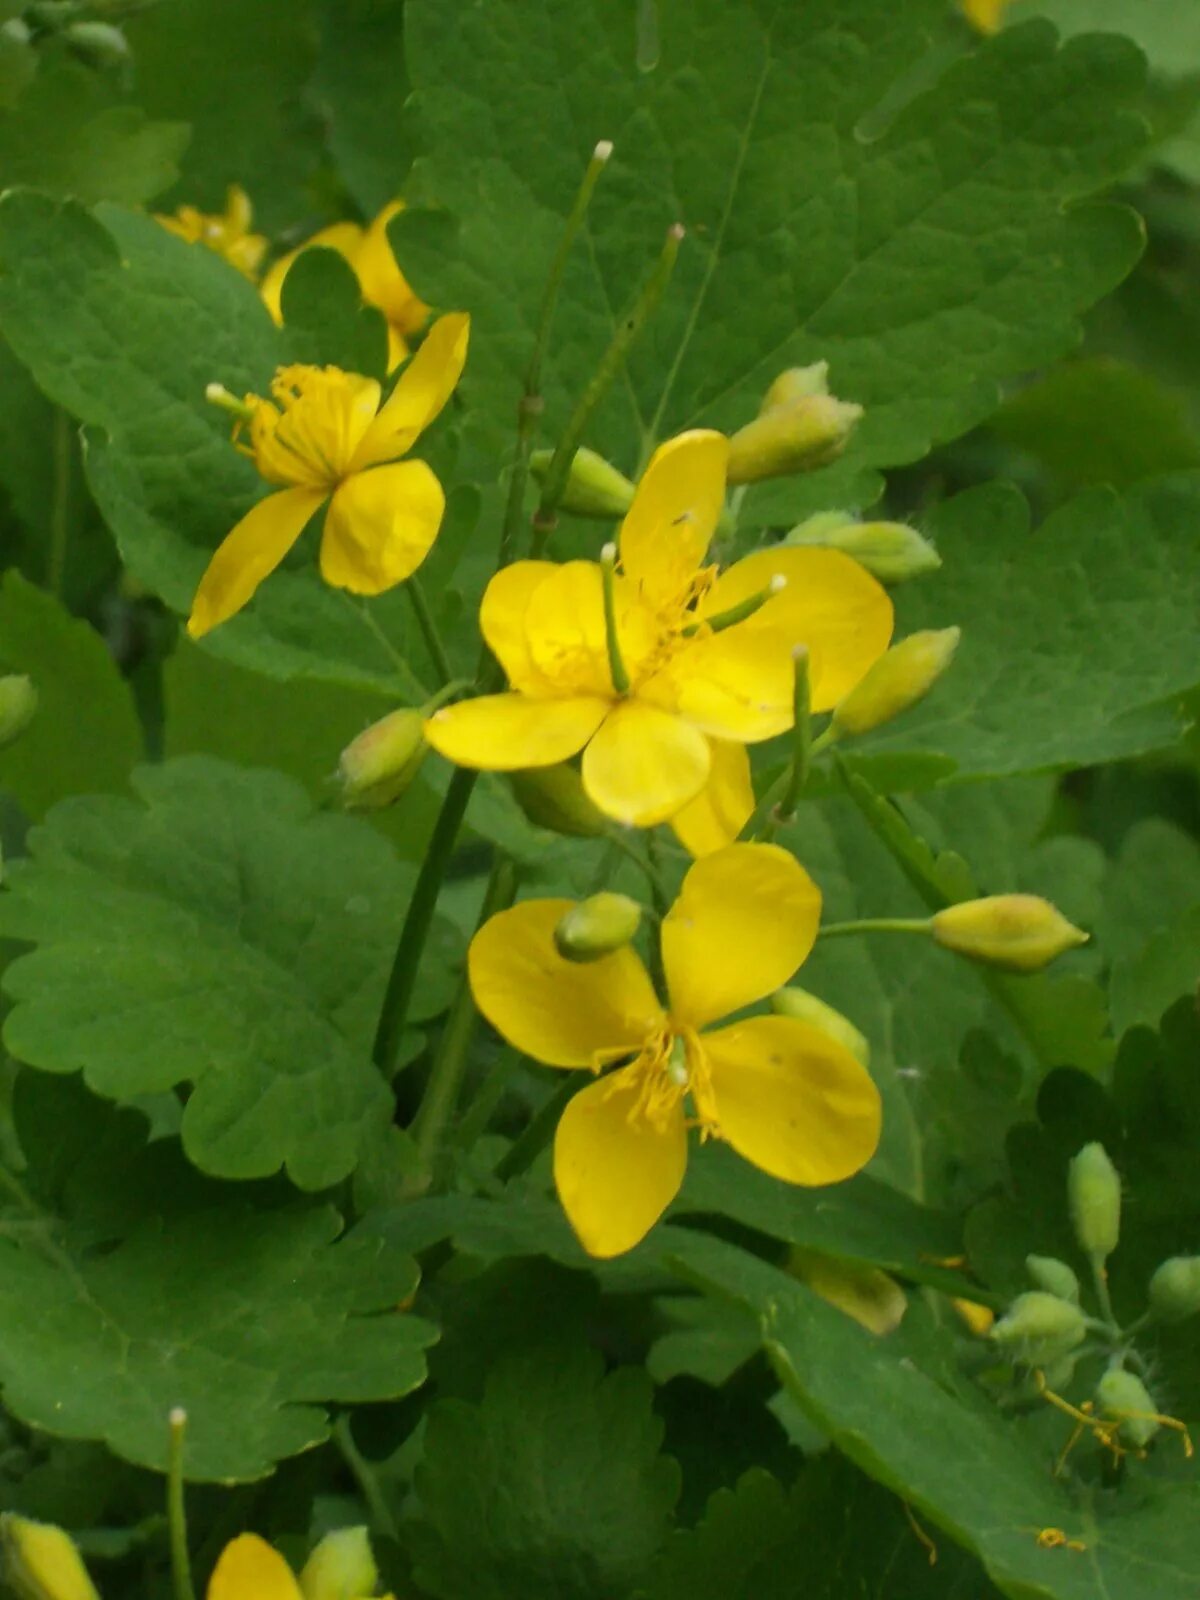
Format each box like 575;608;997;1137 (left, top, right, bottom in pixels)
156;185;268;280
425;430;892;840
188;313;468;638
261;200;430;371
469;842;882;1257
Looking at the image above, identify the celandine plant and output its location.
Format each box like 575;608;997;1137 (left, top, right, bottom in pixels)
0;2;1198;1598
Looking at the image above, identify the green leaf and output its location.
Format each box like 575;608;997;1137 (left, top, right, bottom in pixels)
399;0;1145;504
409;1342;679;1600
123;0;321;232
849;476;1200;783
0;571;141;817
666;1229;1200;1600
0;1072;435;1482
0;757;413;1189
0;192;429;693
311;0;411;216
280;246;390;379
1094;818;1200;1035
644;1461;993;1599
0;62;188;205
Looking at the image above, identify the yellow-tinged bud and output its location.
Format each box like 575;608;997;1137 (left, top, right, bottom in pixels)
784;514;941;583
727;393;862;484
337;709;427;809
759;363;831;410
930;894;1088;974
1095;1369;1160;1449
1148;1256;1200;1323
0;674;37;749
1068;1142;1121;1261
554;892;642;962
770;987;870;1067
299;1527;379;1600
788;1248;907;1336
0;1516;100;1600
990;1291;1087;1365
1026;1254;1080;1303
508;764;608;837
529;446;635;519
832;627;960;737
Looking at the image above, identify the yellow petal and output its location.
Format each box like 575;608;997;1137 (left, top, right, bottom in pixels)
469;900;662;1067
658;623;797;741
701;1015;881;1183
356;199;430;338
425;692;608;770
662;843;820;1025
522;561;618;698
384;322;411;373
259;222;365;324
350;311;469;470
700;547;893;711
619;430;727;611
554;1064;687;1256
320;460;444;593
581;699;710;827
187;486;326;638
479;559;559;693
670;739;754;857
208;1535;303;1600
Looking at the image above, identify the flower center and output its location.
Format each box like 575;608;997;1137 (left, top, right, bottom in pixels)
240;364;381;490
602;1024;720;1138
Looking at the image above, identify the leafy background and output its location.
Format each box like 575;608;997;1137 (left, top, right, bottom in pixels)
0;1;1197;1598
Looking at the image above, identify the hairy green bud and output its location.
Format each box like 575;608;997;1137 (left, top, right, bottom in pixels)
508;764;608;837
1025;1254;1080;1304
784;514;941;583
1095;1368;1160;1449
1068;1142;1121;1262
337;708;427;809
831;628;960;737
0;674;37;750
1148;1255;1200;1324
299;1527;379;1600
990;1291;1087;1365
554;892;642;963
529;446;635;519
771;986;870;1067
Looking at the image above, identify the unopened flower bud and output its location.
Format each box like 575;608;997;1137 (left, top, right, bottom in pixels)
64;21;130;66
0;674;36;750
529;446;635;519
771;987;870;1067
930;894;1088;974
832;628;960;737
1068;1142;1121;1262
508;764;608;838
990;1291;1087;1365
727;393;862;484
1095;1368;1160;1449
1025;1254;1080;1303
338;709;427;809
785;514;941;583
299;1527;379;1600
1148;1256;1200;1323
0;1516;99;1600
554;892;642;962
759;363;831;410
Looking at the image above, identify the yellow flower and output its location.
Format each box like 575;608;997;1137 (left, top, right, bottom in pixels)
209;1530;388;1600
961;0;1010;32
426;431;892;831
261;201;430;371
156;186;267;279
469;842;881;1257
188;313;468;638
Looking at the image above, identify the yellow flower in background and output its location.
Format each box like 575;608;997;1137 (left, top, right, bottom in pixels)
156;185;267;279
427;431;892;831
188;313;468;638
209;1530;388;1600
961;0;1010;32
469;842;881;1257
261;200;430;371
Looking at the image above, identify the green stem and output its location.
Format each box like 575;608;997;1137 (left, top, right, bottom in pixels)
495;141;613;575
373;766;478;1078
493;1074;582;1184
1090;1252;1118;1330
48;407;72;598
817;917;933;940
408;857;518;1188
531;223;684;558
166;1410;196;1600
333;1416;399;1542
406;575;455;687
743;723;835;841
453;1048;519;1151
606;827;670;902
